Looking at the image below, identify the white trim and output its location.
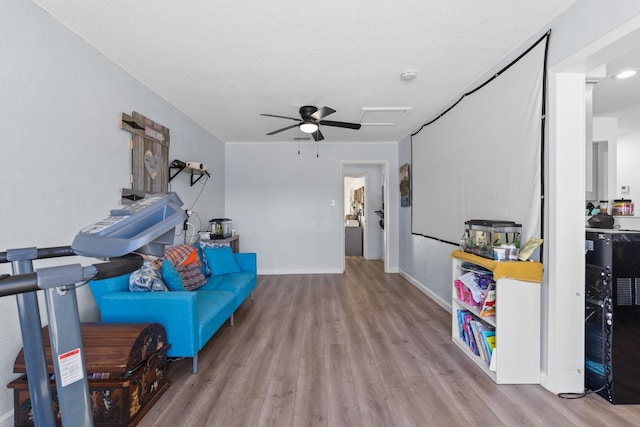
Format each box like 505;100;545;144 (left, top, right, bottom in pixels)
363;172;369;259
399;269;451;313
340;163;346;271
257;266;400;276
544;71;586;394
258;268;344;275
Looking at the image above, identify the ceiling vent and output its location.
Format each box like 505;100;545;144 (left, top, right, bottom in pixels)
358;107;412;126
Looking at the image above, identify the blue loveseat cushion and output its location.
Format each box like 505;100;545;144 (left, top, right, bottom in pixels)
199;272;256;304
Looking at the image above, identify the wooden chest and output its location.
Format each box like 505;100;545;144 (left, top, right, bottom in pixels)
8;323;170;427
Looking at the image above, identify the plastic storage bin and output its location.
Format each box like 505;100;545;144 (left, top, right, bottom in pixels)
461;219;522;260
454;279;481;307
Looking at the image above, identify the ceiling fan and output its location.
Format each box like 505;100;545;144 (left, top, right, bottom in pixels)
261;105;361;141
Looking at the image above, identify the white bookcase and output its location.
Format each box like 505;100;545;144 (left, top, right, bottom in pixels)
451;250;541;384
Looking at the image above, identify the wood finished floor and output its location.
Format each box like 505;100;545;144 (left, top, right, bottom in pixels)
138;258;640;427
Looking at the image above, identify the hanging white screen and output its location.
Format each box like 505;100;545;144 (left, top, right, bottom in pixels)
411;34;547;245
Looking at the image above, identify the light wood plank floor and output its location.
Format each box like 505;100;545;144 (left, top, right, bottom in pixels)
139;258;640;427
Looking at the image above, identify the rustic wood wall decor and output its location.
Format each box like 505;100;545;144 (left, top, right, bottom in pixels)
120;112;170;195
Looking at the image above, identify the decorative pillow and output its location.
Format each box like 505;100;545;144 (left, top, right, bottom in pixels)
204;246;241;276
161;259;207;291
177;263;207;291
164;244;201;267
161;259;185;291
199;241;231;249
196;244;211;277
197;241;230;277
129;259;167;292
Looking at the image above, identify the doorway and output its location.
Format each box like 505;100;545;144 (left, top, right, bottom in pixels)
344;175;365;257
340;162;387;271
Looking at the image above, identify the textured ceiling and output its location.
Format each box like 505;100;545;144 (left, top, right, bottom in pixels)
31;0;576;143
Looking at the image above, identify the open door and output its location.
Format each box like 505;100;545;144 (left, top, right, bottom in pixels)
344;176;365;257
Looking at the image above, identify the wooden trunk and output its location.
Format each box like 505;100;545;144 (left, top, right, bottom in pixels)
8;323;170;427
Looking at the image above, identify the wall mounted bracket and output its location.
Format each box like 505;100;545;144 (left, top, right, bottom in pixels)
169;160;211;186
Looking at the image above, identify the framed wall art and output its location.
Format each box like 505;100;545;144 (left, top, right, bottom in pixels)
400;163;410;207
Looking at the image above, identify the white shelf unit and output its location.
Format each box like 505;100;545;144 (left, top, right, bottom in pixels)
451;253;541;384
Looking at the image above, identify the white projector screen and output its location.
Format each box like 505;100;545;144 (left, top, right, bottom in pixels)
411;34;548;245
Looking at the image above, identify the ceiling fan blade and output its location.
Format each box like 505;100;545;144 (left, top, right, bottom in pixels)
312;129;324;141
267;123;300;135
319;120;362;130
260;113;301;122
311;106;336;120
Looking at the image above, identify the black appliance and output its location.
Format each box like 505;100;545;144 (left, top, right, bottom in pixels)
585;229;640;404
587;214;615;229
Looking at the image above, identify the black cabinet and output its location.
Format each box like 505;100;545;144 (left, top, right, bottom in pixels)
585;229;640;404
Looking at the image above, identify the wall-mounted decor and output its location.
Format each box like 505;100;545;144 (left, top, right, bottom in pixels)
400;163;410;207
354;186;364;205
120;111;170;195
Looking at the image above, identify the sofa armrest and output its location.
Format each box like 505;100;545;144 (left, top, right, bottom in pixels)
234;252;256;274
98;292;199;355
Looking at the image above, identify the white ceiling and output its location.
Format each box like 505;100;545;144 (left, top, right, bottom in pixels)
593;45;640;136
31;0;576;143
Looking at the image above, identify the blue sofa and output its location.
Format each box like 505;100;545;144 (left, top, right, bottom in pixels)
88;250;257;373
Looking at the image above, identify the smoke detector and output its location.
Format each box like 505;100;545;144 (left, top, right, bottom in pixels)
401;71;417;81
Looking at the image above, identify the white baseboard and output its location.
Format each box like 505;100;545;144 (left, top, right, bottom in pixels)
258;268;343;275
258;262;399;276
399;270;451;313
257;268;445;316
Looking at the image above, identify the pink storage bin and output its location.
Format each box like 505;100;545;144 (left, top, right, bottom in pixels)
455;279;481;307
454;280;465;301
462;287;481;306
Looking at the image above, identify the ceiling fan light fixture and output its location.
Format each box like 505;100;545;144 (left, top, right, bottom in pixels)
299;121;319;134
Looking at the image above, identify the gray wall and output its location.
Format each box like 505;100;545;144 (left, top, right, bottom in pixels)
225;142;398;274
0;1;225;423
